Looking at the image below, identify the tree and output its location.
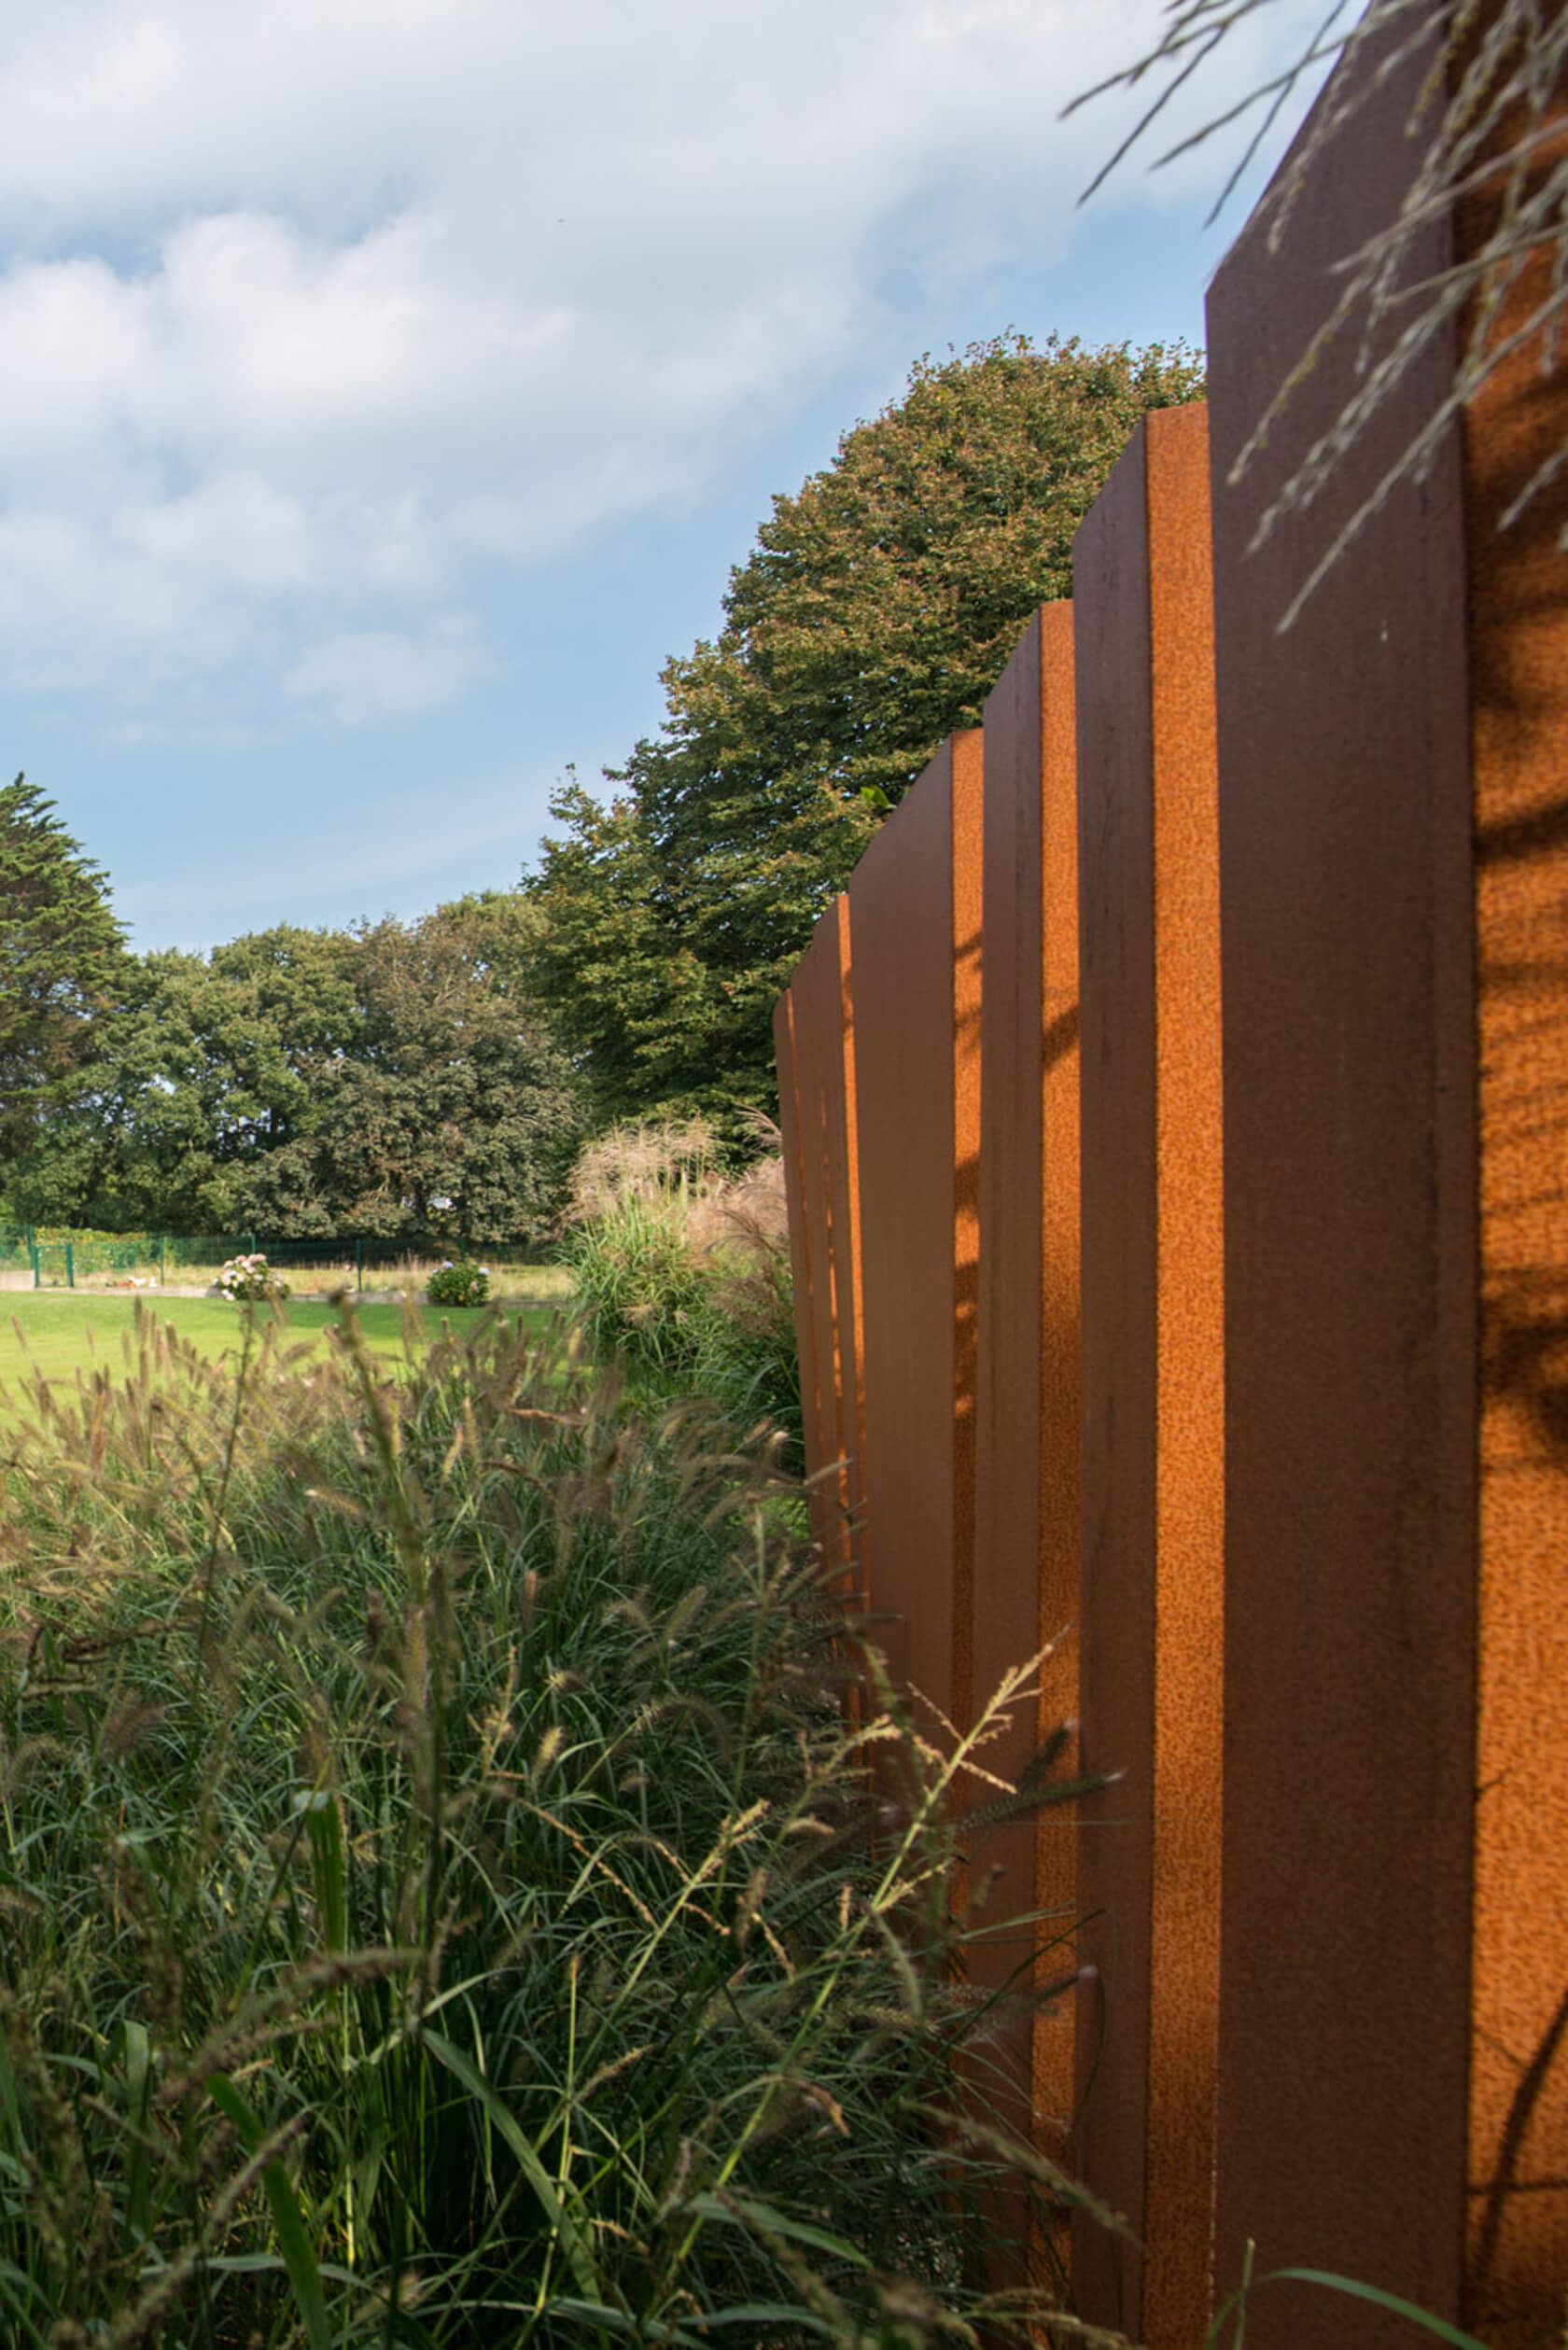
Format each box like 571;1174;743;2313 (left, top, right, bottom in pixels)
0;775;127;1174
7;927;363;1230
245;898;585;1246
525;332;1205;1128
17;898;586;1245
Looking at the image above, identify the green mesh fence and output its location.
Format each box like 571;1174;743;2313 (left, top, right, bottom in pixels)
9;1227;554;1291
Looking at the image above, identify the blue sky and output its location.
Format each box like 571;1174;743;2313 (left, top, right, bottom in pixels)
2;0;1333;948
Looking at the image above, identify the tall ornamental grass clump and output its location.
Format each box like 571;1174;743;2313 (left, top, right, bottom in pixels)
0;1304;1106;2348
562;1119;803;1458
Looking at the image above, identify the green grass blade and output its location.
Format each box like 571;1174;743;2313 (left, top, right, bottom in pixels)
538;2302;639;2338
676;2307;840;2337
303;1791;347;1951
419;2026;601;2304
115;2019;154;2238
685;2189;870;2269
1266;2270;1492;2349
0;2028;26;2161
547;2299;839;2344
206;2073;332;2350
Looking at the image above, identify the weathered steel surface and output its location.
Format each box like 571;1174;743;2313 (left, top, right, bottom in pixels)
971;605;1082;2273
776;899;862;1588
848;733;982;1721
1206;27;1479;2346
1073;402;1224;2350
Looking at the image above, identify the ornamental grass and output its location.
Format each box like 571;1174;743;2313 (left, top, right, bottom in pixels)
0;1304;1111;2349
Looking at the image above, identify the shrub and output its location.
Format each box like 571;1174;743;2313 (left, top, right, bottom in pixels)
566;1113;721;1225
215;1249;289;1302
0;1307;1100;2348
563;1117;804;1460
567;1192;710;1376
427;1257;491;1307
688;1146;801;1447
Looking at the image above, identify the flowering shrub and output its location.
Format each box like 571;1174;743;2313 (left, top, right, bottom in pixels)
427;1259;490;1308
215;1252;290;1304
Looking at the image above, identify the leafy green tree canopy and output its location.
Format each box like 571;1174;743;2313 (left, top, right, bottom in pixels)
13;896;585;1245
0;775;127;1168
245;896;585;1245
7;926;362;1232
525;331;1204;1128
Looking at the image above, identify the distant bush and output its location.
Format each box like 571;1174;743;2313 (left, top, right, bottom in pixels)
427;1257;491;1307
567;1192;709;1372
564;1117;802;1458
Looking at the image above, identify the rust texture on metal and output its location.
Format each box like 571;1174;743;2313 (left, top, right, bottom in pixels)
1460;68;1568;2350
847;733;982;1719
834;893;869;1618
1071;404;1225;2350
1206;25;1479;2347
1143;404;1225;2350
772;988;819;1488
777;901;863;1589
971;605;1082;2248
772;21;1568;2332
953;729;984;1737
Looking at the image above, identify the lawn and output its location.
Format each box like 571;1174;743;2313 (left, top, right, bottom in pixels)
0;1289;563;1401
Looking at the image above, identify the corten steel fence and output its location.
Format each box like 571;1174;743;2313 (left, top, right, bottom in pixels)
774;35;1568;2350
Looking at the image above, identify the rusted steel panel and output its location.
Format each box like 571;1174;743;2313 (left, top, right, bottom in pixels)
970;605;1082;2268
1460;81;1568;2350
1031;608;1084;2175
830;895;868;1617
773;986;821;1490
781;902;861;1585
953;733;984;1734
1072;402;1224;2350
848;733;982;1721
1205;26;1479;2346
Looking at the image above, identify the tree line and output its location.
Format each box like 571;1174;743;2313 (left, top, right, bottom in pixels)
3;332;1203;1237
1;793;582;1245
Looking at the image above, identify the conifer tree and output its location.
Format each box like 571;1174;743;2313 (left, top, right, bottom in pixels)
0;775;126;1170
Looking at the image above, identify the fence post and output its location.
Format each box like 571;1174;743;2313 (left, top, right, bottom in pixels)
356;1237;363;1294
65;1241;74;1291
970;601;1082;2290
1071;401;1224;2350
30;1237;38;1290
1206;19;1568;2339
159;1235;166;1287
775;898;863;1597
847;729;983;1722
247;1232;258;1259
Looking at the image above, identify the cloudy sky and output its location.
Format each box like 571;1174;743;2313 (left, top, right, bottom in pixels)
4;0;1331;945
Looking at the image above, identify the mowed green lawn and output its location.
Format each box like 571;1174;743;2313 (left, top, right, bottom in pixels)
0;1292;564;1406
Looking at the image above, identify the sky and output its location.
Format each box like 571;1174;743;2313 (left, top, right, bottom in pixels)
1;0;1335;949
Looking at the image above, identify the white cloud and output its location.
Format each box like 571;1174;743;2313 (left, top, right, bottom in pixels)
285;614;489;727
0;0;1328;726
